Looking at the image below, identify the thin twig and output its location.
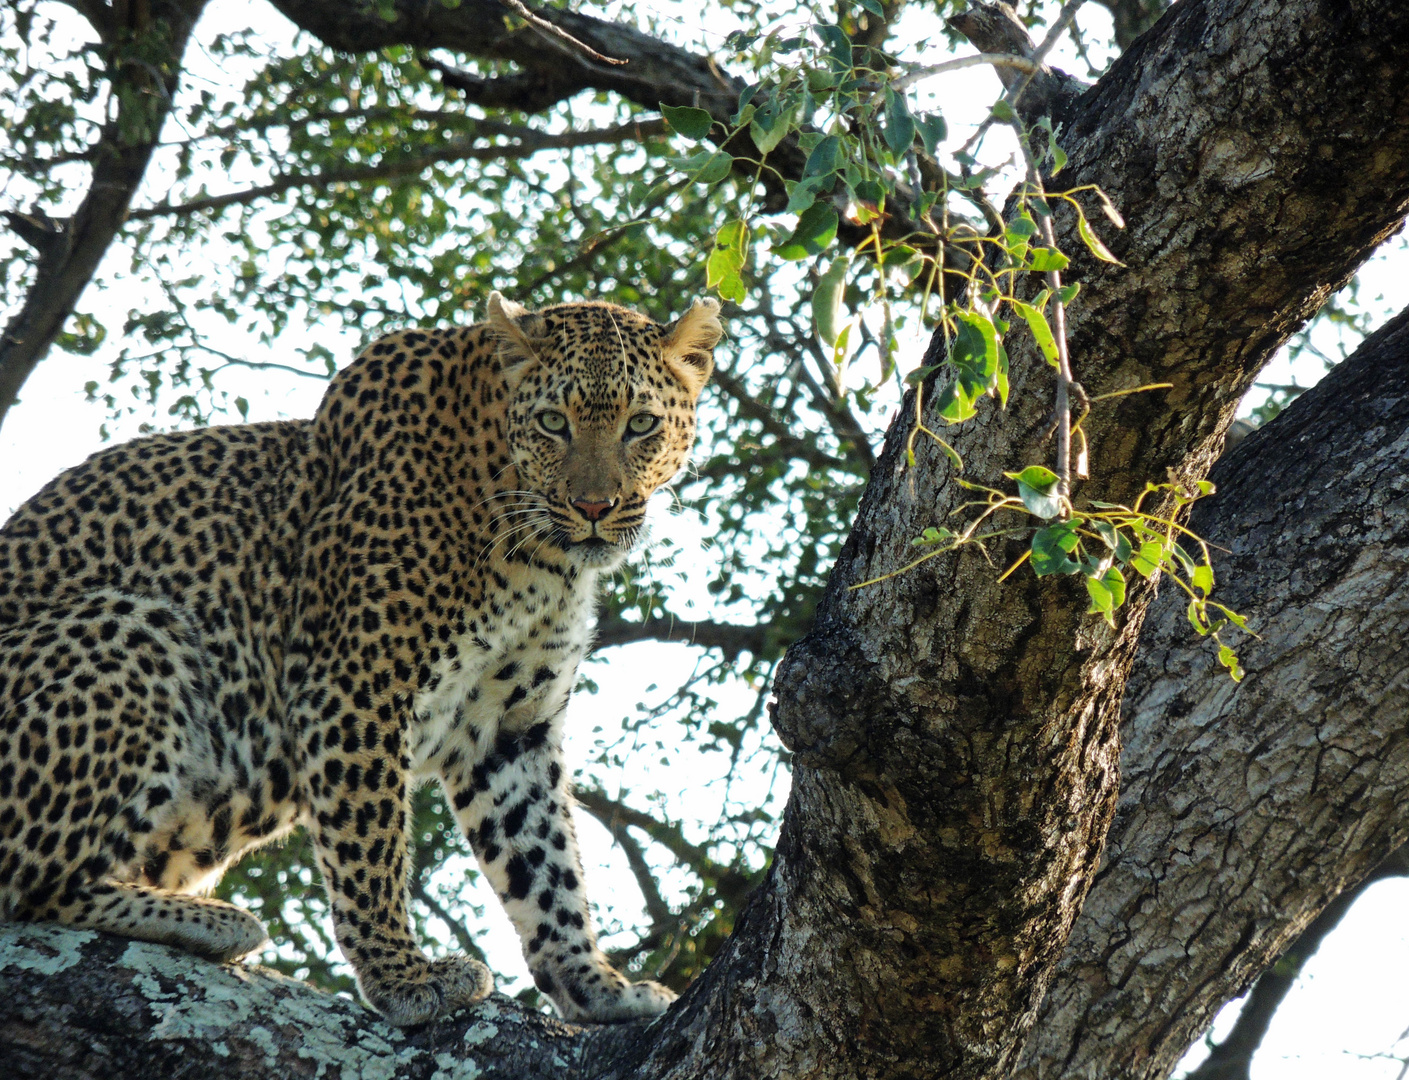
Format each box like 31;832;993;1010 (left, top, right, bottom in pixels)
499;0;628;66
890;52;1043;94
129;120;666;220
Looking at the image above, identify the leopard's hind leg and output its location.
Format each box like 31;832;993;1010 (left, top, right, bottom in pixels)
0;591;267;961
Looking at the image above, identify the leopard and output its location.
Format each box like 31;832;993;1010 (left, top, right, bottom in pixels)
0;291;723;1026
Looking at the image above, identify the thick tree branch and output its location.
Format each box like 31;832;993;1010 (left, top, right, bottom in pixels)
267;0;955;261
6;4;1409;1079
1183;846;1409;1080
1015;304;1409;1080
0;0;208;434
615;3;1409;1077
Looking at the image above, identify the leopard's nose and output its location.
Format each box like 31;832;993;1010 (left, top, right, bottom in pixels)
571;498;615;522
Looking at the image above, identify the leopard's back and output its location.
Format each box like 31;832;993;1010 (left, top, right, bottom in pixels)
0;420;316;924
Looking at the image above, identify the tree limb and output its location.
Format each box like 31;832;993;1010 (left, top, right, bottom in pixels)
591;612;778;661
1015;303;1409;1080
1182;846;1409;1080
128;120;668;220
0;0;209;434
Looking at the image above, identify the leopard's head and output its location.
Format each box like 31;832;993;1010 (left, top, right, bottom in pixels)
488;292;723;570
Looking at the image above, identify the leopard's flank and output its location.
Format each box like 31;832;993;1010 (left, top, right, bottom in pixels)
0;293;723;1025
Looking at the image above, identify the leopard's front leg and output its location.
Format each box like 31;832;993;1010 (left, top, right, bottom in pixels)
441;718;675;1022
302;690;492;1025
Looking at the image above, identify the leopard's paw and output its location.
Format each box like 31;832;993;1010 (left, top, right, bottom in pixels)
361;954;495;1026
557;977;678;1023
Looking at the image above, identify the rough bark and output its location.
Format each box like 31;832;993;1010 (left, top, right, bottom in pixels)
5;2;1409;1079
1182;846;1409;1080
607;2;1409;1077
1014;305;1409;1080
0;0;207;431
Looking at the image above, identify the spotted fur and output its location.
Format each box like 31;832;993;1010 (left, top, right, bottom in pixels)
0;293;723;1025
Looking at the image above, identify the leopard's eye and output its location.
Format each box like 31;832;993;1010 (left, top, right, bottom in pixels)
538;410;568;435
625;413;659;438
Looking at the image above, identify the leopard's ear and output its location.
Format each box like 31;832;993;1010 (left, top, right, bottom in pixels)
486;292;549;378
662;297;723;400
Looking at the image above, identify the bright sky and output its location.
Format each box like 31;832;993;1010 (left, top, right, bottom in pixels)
2;2;1408;1074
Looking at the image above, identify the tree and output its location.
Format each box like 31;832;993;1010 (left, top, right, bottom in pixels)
2;0;1408;1078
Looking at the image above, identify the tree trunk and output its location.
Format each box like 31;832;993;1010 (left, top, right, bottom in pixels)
4;1;1409;1079
1013;305;1409;1080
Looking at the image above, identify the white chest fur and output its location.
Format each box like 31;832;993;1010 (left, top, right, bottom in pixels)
408;565;597;775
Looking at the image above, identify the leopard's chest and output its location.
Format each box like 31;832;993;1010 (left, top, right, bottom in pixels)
407;565;595;775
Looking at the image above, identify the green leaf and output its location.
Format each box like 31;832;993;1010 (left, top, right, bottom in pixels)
1076;205;1123;264
802;134;841;179
1192;563;1214;595
234;396;250;420
991;99;1017;123
707;219;750;303
883;87;916;154
816;24;853;68
1027;247;1070;272
731;83;760;123
1057;282;1081;305
1130;539;1164;578
933;312;1001;425
1009;299;1059;366
934;380;977;423
1085;566;1126;625
861;0;885;14
786;175;829;214
1218;643;1246;681
1187;599;1210;635
916;112;947;155
1006;215;1038;240
1102;565;1127;608
775;203;839;260
716;218;748;254
707;246;745;303
1032;521;1082;576
1005;465;1063;519
693;151;733;185
912;525;956;547
1169;542;1196;575
750;104;790;154
812;255;850;346
1085;574;1113;619
661;104;714;141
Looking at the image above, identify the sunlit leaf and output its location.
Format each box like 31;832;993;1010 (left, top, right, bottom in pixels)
661;103;714;140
